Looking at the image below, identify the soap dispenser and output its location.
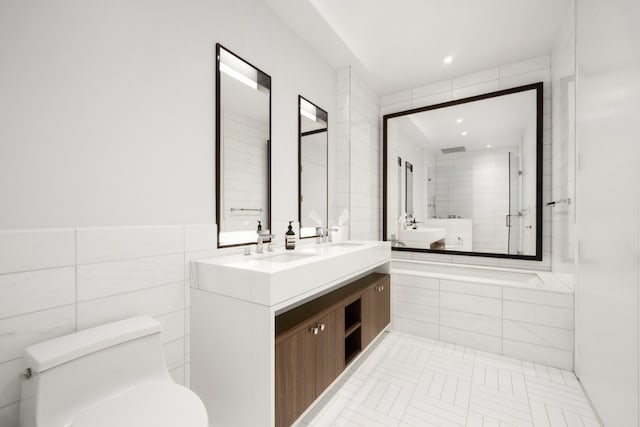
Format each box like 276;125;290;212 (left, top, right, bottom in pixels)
285;221;296;250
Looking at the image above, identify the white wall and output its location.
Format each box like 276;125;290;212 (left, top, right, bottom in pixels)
0;0;338;424
336;66;381;241
551;1;577;275
0;0;336;230
574;0;640;425
381;56;552;270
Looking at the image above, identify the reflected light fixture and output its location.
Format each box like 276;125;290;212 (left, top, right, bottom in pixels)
301;109;317;122
456;118;463;123
486;144;492;148
461;131;467;136
220;62;258;90
443;56;453;64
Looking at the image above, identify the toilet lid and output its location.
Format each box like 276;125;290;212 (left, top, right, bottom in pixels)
70;381;208;427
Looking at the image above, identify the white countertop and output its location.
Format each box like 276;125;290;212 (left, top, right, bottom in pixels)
192;240;391;309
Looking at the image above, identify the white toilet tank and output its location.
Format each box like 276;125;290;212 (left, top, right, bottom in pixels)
19;316;207;427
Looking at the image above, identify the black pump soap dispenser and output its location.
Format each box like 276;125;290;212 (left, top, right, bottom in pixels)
285;221;296;250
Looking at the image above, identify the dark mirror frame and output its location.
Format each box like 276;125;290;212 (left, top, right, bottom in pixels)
382;82;543;261
215;43;272;248
298;95;329;239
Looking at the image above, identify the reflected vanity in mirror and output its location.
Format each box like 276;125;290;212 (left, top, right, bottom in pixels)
216;44;271;247
383;83;543;260
298;96;328;238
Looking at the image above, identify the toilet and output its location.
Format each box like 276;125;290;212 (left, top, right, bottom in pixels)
19;316;208;427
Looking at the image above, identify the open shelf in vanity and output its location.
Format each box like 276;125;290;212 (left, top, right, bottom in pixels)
343;298;362;365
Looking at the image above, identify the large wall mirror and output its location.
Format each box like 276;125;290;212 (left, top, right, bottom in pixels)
298;96;328;238
383;83;543;260
216;44;271;247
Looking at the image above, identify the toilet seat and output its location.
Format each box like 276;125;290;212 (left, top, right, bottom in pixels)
69;380;208;427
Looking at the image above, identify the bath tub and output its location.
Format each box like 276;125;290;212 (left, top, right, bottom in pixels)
390;259;574;370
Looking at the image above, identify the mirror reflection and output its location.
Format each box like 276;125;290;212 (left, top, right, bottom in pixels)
216;44;271;247
298;96;328;238
385;83;542;259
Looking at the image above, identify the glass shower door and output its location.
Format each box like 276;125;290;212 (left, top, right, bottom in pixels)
507;152;522;255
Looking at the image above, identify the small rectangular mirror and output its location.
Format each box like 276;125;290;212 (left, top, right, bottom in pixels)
216;44;271;247
298;96;328;238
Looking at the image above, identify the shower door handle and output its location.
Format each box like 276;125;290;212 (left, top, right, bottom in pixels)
505;214;511;228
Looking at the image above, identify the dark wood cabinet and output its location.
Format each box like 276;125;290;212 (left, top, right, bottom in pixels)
275;326;315;427
362;276;391;348
314;310;342;395
275;273;390;427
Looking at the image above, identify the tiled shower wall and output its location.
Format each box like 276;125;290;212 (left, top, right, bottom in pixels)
550;1;576;275
0;225;218;426
336;67;381;241
433;147;515;254
380;56;553;270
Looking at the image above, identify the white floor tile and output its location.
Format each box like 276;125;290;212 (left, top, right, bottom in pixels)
303;332;600;427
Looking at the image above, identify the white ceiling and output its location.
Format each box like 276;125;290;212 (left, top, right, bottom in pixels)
394;89;536;152
264;0;570;95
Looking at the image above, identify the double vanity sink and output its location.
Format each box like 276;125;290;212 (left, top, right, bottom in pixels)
192;240;390;310
190;240;391;427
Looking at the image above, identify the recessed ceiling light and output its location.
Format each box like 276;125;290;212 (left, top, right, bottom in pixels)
461;131;467;136
486;144;492;148
456;118;463;123
443;56;453;64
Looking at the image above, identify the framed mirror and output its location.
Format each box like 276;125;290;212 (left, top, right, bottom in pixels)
383;82;543;260
298;96;328;238
216;44;271;247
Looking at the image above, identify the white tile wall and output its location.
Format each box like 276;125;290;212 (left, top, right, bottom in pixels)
550;1;576;275
0;224;218;421
391;271;574;370
382;55;553;270
336;67;381;241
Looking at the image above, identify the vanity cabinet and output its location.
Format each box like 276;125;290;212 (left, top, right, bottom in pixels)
275;273;390;427
362;276;391;348
275;309;342;427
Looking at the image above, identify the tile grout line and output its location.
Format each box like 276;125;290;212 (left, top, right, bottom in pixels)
74;228;78;332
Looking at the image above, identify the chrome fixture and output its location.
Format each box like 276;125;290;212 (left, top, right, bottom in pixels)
327;227;339;243
546;198;571;207
256;232;275;254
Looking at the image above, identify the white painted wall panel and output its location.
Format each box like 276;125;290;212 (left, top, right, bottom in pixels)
575;0;640;425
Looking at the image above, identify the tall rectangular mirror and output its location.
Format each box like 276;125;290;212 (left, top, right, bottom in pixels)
384;83;543;260
298;96;328;238
216;44;271;247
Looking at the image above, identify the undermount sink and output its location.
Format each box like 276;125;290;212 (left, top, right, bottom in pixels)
257;253;317;263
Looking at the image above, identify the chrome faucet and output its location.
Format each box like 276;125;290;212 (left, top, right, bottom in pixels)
327;227;339;243
256;231;275;254
315;226;328;243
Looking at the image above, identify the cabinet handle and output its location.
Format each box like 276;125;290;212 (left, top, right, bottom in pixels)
310;327;319;335
317;323;325;332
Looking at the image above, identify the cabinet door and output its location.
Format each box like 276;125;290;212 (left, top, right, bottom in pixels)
362;278;391;348
314;309;343;396
375;277;391;333
275;327;316;427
